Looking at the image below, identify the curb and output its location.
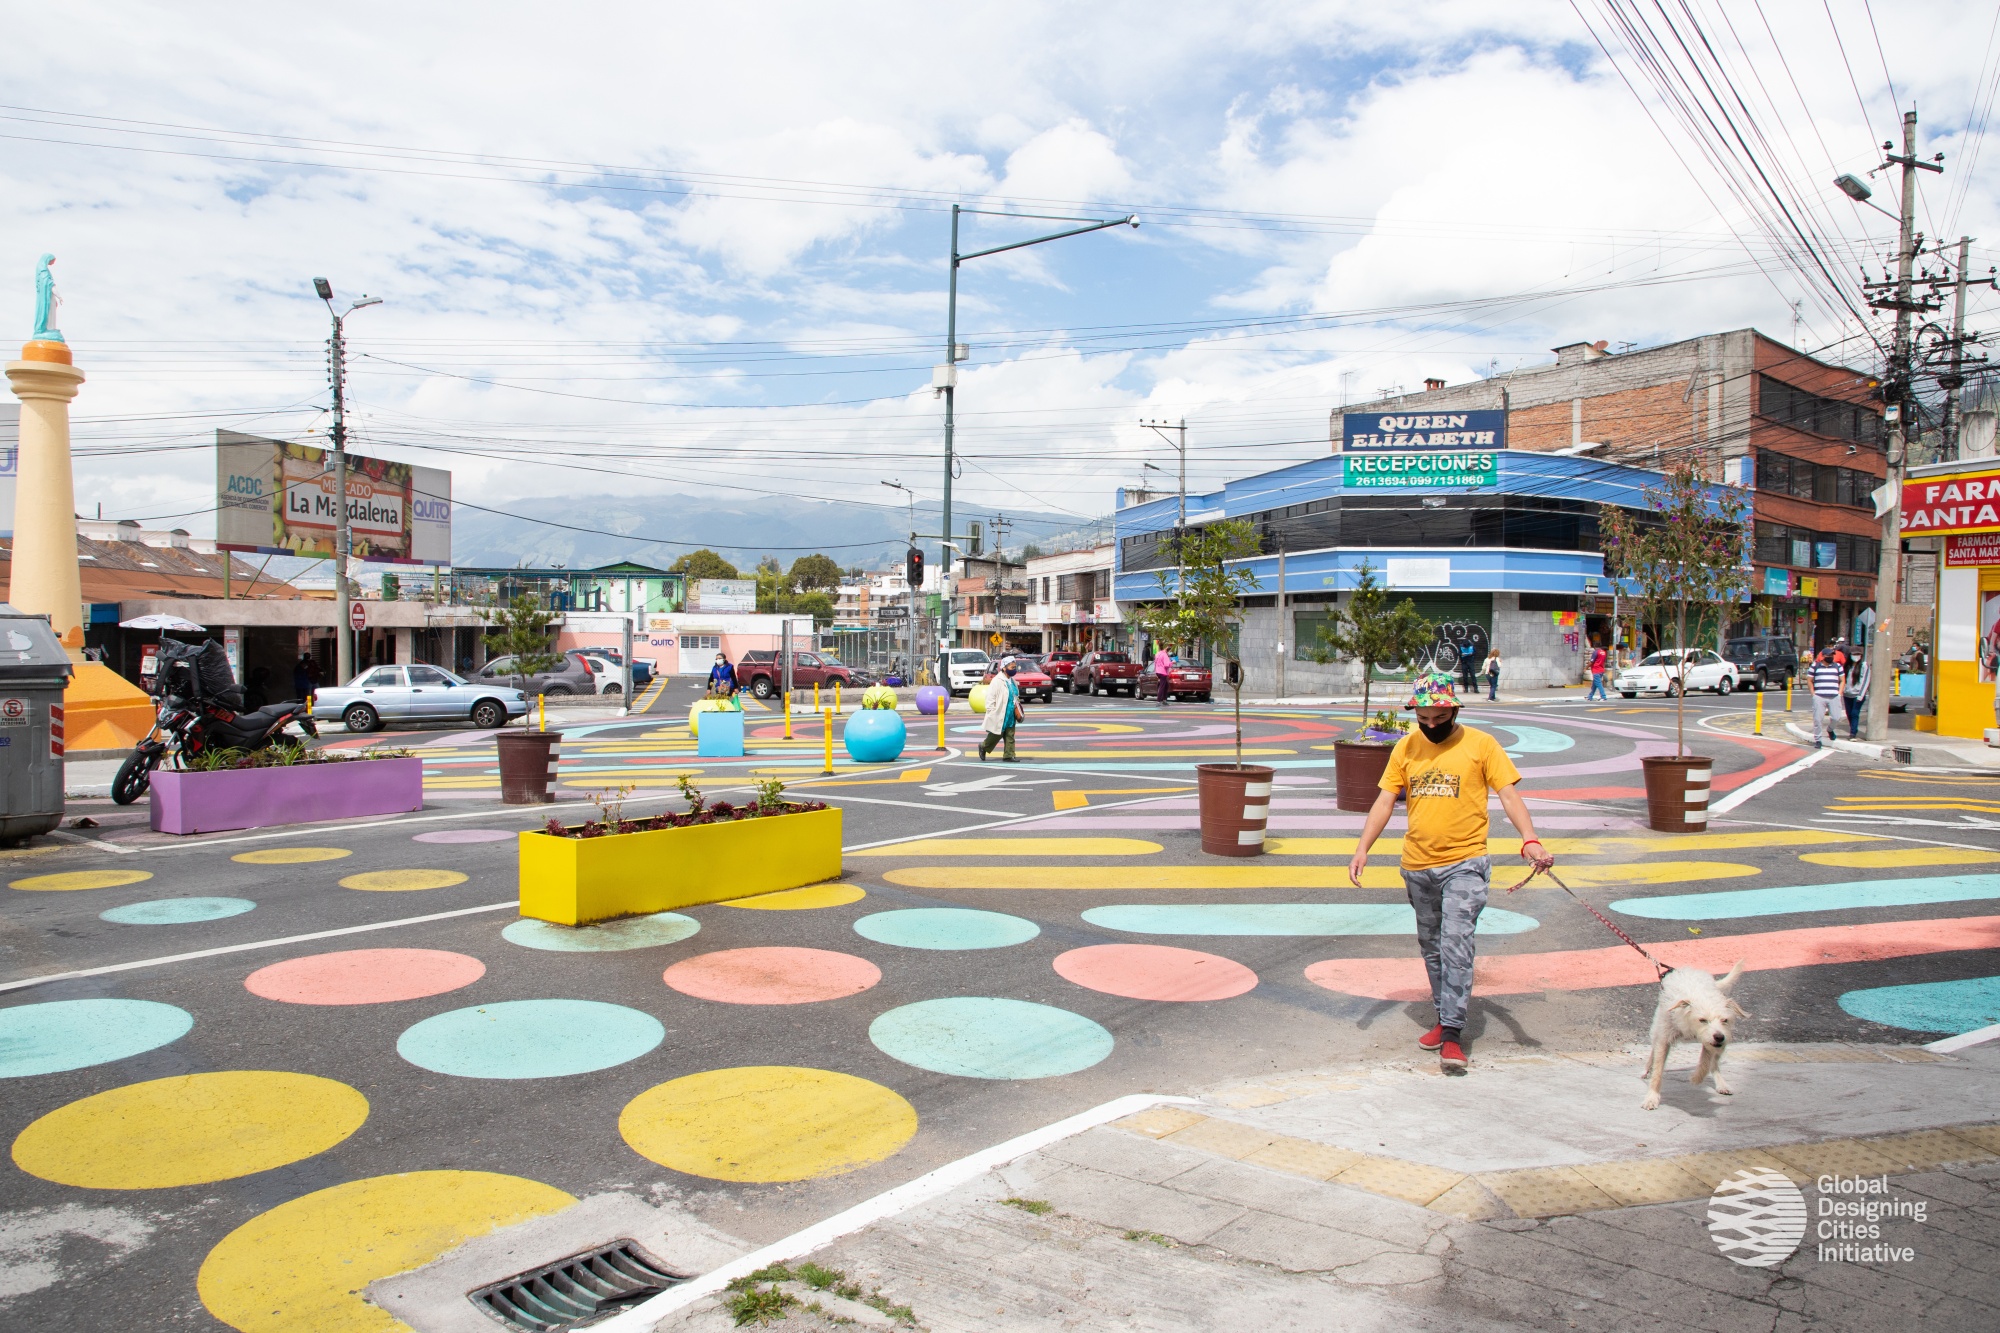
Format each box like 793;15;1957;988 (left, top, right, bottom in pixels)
1781;720;1886;758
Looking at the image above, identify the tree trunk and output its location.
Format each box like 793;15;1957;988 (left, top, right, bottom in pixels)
1675;597;1687;756
1233;678;1243;767
1359;660;1372;731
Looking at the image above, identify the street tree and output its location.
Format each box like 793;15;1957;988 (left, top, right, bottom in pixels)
483;593;562;711
1306;559;1436;729
1130;519;1262;766
669;549;738;581
787;553;843;593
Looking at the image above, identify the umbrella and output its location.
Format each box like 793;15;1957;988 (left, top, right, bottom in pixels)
119;614;206;631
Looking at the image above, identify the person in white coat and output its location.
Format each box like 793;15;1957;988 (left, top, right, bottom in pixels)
979;658;1023;762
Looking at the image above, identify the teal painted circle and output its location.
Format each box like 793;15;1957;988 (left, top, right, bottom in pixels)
502;913;700;952
396;999;663;1079
0;998;193;1077
869;997;1113;1079
1838;975;2000;1035
100;897;256;926
1080;903;1539;936
854;908;1039;951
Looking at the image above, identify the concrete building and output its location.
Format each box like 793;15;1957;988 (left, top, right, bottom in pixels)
1025;545;1124;653
952;555;1035;655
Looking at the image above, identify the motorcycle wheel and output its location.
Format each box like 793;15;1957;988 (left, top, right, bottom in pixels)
111;751;156;806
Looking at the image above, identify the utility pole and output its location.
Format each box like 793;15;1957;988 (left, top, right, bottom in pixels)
1926;236;1997;459
1861;112;1942;744
315;279;382;686
1141;418;1188;596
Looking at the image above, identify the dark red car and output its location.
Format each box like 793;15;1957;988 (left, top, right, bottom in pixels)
1010;660;1055;703
1138;656;1213;702
1070;650;1142;696
1041;651;1083;687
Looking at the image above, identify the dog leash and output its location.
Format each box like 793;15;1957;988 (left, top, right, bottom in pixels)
1505;862;1670;979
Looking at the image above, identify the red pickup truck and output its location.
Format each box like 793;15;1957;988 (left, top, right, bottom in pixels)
1070;650;1143;697
1041;651;1083;688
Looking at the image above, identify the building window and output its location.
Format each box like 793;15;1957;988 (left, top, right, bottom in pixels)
1518;593;1579;612
1758;376;1883;448
683;634;720;651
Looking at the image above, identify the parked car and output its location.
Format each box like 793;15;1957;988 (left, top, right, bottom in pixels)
1615;649;1737;697
317;664;527;734
1010;659;1056;703
574;648;654;691
1041;651;1083;688
1071;650;1143;696
1138;656;1213;702
735;649;855;699
941;648;992;695
1721;635;1798;692
474;650;599;697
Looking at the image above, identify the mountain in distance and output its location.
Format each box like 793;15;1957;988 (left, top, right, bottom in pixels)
447;493;1099;573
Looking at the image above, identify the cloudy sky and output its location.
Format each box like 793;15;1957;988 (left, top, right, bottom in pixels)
3;1;1995;555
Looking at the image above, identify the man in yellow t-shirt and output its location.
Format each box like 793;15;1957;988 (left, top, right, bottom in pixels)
1348;670;1554;1073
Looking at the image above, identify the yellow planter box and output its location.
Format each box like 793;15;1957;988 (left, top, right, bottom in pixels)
518;806;843;925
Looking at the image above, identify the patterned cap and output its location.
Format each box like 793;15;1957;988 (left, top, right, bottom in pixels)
1404;670;1460;709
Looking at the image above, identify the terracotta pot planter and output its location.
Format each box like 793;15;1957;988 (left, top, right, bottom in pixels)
1641;755;1713;832
149;758;423;835
496;729;562;804
1196;763;1275;857
1333;740;1396;813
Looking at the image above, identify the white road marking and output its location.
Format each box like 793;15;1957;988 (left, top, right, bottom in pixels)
1926;1023;2000;1053
1707;746;1837;814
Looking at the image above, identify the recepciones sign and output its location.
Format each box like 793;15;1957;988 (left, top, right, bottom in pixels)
1341;410;1506;453
1343;452;1498;490
1902;468;2000;536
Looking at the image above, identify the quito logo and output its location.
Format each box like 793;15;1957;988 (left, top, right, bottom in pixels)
1707;1168;1806;1267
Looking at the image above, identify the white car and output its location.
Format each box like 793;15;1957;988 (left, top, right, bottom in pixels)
941;648;992;695
1616;649;1737;698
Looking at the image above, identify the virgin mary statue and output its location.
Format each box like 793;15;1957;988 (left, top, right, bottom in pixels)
33;254;63;343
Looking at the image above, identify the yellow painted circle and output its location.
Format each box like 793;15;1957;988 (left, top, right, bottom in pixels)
11;1071;368;1189
1801;847;2000;869
198;1170;576;1332
232;847;353;865
620;1066;917;1182
10;869;152;892
724;883;867;911
338;869;469;892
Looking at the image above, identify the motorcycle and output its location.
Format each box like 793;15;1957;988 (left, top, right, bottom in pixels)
111;641;319;806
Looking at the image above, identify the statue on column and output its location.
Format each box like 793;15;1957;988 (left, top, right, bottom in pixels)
33;254;64;344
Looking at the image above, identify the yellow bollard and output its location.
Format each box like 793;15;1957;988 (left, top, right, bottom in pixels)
937;694;947;750
813;682;821;712
835;681;842;714
822;707;835;775
1754;689;1763;736
1785;677;1793;712
783;688;792;740
538;693;546;732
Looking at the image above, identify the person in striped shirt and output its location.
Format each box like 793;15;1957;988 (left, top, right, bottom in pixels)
1809;648;1844;748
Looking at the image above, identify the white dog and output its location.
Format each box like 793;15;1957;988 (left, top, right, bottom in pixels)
1641;961;1747;1111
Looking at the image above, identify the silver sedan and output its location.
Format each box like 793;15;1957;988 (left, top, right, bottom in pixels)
314;664;528;733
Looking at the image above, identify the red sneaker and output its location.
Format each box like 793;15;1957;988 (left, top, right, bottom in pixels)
1418;1024;1445;1051
1440;1040;1468;1072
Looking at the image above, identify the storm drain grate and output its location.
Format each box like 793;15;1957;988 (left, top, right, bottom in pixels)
470;1240;682;1331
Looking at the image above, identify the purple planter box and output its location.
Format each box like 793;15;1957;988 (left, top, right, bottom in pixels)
148;758;425;835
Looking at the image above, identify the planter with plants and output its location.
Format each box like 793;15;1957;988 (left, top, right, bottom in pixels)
843;684;906;762
486;592;566;804
519;777;842;926
150;743;422;835
1130;519;1270;857
1305;560;1439;813
1599;451;1751;833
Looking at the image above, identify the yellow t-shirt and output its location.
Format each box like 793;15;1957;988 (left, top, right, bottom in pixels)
1378;725;1523;870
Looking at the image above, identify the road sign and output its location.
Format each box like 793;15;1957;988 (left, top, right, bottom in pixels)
989;633;1003;646
349;601;367;632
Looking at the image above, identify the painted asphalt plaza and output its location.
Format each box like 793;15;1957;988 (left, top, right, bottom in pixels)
3;686;1998;1331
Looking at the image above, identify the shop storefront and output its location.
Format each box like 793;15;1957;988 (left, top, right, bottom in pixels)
1901;459;2000;737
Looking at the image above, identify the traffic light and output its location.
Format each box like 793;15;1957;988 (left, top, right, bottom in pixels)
905;547;925;589
967;521;984;556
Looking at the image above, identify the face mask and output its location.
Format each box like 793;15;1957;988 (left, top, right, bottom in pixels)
1417;714;1457;744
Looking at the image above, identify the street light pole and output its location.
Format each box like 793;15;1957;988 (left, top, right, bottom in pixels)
938;206;1138;680
316;279;382;686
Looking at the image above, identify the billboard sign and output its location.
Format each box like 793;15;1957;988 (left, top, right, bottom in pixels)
0;404;16;537
695;579;757;612
1902;468;2000;536
1341;409;1506;453
217;430;450;563
1343;452;1498;490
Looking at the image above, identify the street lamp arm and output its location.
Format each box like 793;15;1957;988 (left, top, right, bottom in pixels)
956;215;1139;264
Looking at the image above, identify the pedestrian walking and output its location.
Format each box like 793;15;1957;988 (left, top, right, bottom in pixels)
1586;642;1609;700
1808;648;1843;747
979;658;1022;762
292;652;316;700
707;652;737;698
1457;640;1478;694
1152;644;1174;707
1483;648;1502;701
1348;671;1555;1073
1843;652;1871;740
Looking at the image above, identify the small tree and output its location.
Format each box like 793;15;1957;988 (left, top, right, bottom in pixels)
1599;451;1751;754
1306;559;1437;734
1130;519;1262;766
484;593;562;721
669;548;739;581
788;553;843;593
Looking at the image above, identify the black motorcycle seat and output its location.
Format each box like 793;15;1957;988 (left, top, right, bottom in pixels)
224;703;301;729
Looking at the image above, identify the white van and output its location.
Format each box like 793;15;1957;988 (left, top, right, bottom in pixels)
942;649;992;696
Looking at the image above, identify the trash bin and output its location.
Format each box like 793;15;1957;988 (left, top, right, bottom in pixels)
0;605;75;844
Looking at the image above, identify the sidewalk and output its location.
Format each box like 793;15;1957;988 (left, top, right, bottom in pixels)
651;1041;2000;1331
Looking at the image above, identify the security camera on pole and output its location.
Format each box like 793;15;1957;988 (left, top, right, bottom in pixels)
313;277;383;686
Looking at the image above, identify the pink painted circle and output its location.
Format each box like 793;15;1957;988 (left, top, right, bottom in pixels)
1053;944;1259;1002
245;948;487;1006
663;947;881;1006
413;829;515;844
